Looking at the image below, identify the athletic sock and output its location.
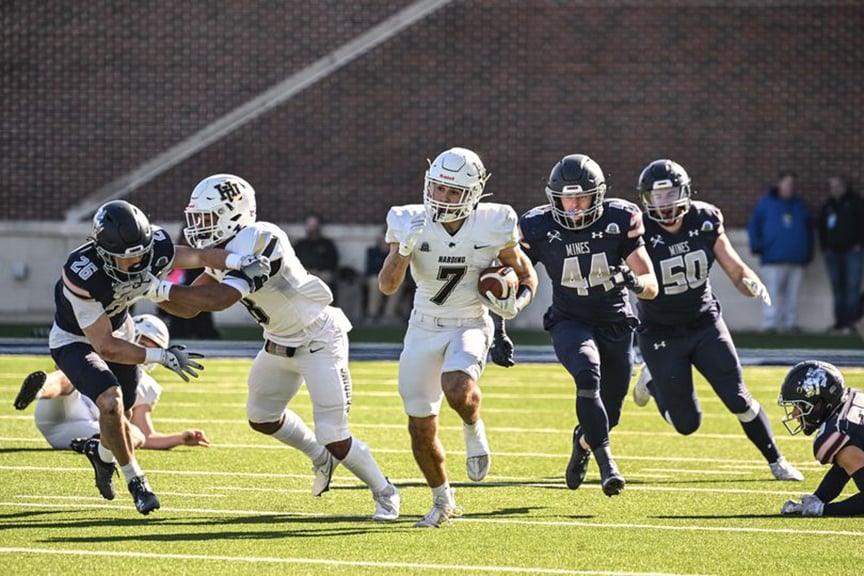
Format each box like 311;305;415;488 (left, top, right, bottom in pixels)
120;460;144;483
97;442;116;464
576;390;610;450
270;410;328;464
340;437;388;493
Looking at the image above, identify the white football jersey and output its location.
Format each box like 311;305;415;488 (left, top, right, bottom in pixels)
206;222;333;345
132;371;162;410
386;203;518;318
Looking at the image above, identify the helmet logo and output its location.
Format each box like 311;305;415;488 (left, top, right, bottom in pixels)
216;181;242;202
92;206;107;234
798;367;827;398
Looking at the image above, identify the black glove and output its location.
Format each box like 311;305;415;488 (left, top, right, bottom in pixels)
608;265;644;294
489;314;515;368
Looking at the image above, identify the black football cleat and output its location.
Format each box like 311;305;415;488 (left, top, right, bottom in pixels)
128;476;160;515
81;438;117;500
14;371;46;410
565;426;591;490
594;445;625;497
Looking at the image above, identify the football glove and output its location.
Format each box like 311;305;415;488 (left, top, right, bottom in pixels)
156;345;205;382
113;273;171;304
607;265;645;294
398;214;427;257
780;498;803;515
490;329;515;368
800;494;825;517
240;255;271;292
742;276;772;306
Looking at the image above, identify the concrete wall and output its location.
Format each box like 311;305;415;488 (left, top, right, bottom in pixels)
0;222;835;332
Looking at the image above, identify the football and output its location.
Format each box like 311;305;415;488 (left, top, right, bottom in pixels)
478;265;519;300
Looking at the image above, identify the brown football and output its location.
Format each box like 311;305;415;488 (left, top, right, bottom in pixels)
478;265;518;300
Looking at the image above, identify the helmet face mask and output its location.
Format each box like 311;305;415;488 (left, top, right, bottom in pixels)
91;200;154;285
423;147;490;223
546;154;607;230
778;360;846;435
638;160;693;225
185;174;257;248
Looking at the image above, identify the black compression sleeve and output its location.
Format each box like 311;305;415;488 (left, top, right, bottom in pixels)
814;464;851;503
852;467;864;491
823;492;864;517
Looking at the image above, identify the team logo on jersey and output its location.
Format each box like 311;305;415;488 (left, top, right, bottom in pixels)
654;341;666;350
701;221;715;232
649;234;665;248
605;223;620;235
591;232;603;239
546;230;562;243
689;229;700;237
419;242;430;252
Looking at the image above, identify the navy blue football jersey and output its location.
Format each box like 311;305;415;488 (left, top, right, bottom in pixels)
54;226;175;334
637;201;724;328
813;388;864;464
520;199;645;324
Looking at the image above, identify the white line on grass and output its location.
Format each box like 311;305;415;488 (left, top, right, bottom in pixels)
0;547;709;576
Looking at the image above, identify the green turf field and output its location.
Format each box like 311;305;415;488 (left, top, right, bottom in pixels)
1;356;862;575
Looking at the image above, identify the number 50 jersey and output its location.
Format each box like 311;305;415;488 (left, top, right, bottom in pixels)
385;203;519;319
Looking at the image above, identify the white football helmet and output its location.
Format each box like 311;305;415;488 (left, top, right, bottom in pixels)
424;147;491;223
184;174;257;248
133;314;169;349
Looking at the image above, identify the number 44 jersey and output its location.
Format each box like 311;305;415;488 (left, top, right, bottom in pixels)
637;201;724;328
386;203;519;319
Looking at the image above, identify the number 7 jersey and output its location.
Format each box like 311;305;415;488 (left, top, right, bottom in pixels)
385;203;519;319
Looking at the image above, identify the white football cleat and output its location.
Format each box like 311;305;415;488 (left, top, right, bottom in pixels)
414;488;462;528
770;456;804;482
372;480;401;522
311;452;338;496
632;363;652;408
464;419;491;482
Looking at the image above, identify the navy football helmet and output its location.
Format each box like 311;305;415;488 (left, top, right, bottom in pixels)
91;200;154;284
545;154;607;230
778;360;846;435
637;159;693;225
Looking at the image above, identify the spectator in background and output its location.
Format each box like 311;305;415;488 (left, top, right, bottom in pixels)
294;214;339;296
818;176;864;334
364;230;408;325
747;172;814;333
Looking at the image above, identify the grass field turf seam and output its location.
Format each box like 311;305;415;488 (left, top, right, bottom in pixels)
1;356;862;575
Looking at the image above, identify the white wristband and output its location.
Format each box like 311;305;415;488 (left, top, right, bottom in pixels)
225;253;243;270
156;281;172;301
144;347;164;365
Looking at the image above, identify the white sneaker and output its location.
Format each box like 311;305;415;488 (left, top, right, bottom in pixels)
372;480;401;521
632;363;652;408
414;489;462;528
770;456;804;481
311;452;338;496
464;419;491;482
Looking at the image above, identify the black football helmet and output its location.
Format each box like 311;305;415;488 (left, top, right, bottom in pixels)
778;360;846;435
90;200;154;284
545;154;607;230
637;159;693;225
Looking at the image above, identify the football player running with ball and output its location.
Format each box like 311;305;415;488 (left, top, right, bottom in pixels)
780;361;864;516
379;147;537;527
518;154;658;497
126;174;400;522
631;160;802;482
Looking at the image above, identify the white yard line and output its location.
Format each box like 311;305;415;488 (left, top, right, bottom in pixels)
0;547;710;576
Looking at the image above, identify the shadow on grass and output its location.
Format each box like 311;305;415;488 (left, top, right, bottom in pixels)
0;447;55;454
651;513;791;520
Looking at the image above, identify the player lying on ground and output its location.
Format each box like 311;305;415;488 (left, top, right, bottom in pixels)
15;314;210;451
779;360;864;516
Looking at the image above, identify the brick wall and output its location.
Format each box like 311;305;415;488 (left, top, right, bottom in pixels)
3;1;862;226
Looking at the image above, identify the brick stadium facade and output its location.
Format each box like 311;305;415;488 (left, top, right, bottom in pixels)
3;1;863;227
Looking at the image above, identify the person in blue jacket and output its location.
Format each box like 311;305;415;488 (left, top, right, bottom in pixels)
747;172;814;332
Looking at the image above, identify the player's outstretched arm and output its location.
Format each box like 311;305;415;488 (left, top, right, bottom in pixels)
624;246;659;300
379;243;410;296
83;314;152;365
130;404;210;449
158;272;243;318
713;233;771;304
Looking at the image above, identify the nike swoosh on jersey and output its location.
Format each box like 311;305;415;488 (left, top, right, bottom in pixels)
309;346;325;354
474;244;491;249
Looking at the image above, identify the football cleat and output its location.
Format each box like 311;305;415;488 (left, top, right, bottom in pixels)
770;456;804;482
565;426;591;490
70;434;99;454
311;452;338;496
371;479;401;522
81;438;117;500
594;446;625;497
464;419;491;482
414;488;462;528
632;363;652;408
14;371;46;410
128;476;160;515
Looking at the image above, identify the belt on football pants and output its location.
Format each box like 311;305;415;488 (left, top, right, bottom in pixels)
264;339;297;357
411;310;485;328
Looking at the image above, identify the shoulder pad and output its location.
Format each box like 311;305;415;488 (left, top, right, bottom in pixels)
813;421;850;464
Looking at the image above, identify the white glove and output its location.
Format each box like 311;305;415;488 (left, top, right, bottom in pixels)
241;255;272;292
153;345;205;382
742;277;772;306
483;289;520;320
801;494;825;517
113;273;171;304
780;498;803;515
398;214;427;257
